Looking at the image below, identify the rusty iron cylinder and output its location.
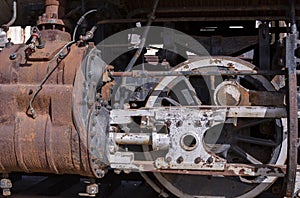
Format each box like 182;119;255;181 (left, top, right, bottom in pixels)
0;27;101;178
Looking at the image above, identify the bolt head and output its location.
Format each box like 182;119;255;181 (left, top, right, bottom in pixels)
176;120;183;127
165;156;172;162
9;53;16;60
207;157;214;164
176;156;183;164
165;120;172;127
194;157;201;164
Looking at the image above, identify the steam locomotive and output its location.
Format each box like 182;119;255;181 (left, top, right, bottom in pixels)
0;0;299;197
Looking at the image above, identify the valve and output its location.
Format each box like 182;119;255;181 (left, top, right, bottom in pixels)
24;26;44;58
78;26;97;47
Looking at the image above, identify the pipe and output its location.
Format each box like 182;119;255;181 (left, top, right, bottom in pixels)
72;9;97;41
290;0;297;34
3;0;17;28
28;9;97;118
80;26;97;41
28;40;75;119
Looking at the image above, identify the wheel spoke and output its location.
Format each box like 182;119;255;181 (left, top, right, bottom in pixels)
162;97;181;106
233;119;272;132
231;146;262;164
236;136;277;147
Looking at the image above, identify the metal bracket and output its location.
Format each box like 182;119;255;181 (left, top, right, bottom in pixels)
79;180;99;197
153;108;226;170
0;175;12;197
259;22;270;70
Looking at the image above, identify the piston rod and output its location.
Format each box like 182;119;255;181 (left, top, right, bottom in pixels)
112;132;169;149
113;133;152;145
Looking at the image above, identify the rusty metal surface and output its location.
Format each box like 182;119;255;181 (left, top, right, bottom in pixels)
0;1;298;197
285;8;299;196
37;0;65;26
72;45;110;178
101;81;115;102
108;159;296;177
0;24;97;177
0;40;82;85
0;84;93;176
249;90;285;106
153;163;290;177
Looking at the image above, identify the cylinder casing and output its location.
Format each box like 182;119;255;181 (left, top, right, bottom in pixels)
0;29;95;177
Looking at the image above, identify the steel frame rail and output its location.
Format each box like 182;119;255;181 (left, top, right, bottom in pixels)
285;0;299;197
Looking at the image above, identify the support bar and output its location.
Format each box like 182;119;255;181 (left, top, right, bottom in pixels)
285;0;299;196
110;70;293;78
